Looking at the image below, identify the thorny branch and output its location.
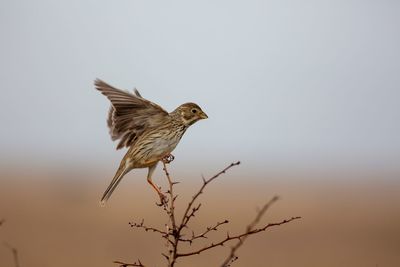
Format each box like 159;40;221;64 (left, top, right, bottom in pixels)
221;196;283;266
129;219;168;236
1;219;21;267
114;260;145;267
4;242;20;267
179;220;229;244
180;162;241;229
176;217;301;258
115;161;301;267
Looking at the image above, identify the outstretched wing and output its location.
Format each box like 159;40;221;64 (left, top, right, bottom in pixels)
95;79;169;149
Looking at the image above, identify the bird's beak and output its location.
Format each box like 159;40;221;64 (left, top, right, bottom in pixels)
199;111;208;120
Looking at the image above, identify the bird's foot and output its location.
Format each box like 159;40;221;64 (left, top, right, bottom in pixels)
156;193;168;207
162;154;175;164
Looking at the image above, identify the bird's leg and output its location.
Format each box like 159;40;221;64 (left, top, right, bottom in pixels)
147;163;167;205
162;154;175;164
148;180;167;206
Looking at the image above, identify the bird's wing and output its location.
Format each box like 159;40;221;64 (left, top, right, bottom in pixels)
95;79;169;149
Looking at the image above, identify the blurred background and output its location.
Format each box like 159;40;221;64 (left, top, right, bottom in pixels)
0;0;399;266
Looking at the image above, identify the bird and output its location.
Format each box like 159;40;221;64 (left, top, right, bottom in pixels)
94;79;208;206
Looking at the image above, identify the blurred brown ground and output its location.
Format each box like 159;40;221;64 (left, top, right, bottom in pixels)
1;165;399;267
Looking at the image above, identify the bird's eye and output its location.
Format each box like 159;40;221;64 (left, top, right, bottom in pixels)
191;109;197;114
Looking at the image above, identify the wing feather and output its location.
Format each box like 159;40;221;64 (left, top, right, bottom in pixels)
95;79;169;149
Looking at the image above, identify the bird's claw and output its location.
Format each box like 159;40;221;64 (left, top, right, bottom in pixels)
162;154;175;164
156;193;168;206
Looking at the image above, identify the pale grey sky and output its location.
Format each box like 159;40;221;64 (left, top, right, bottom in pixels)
1;0;399;171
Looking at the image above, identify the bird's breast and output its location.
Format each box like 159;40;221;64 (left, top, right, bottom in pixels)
131;127;186;166
151;129;184;154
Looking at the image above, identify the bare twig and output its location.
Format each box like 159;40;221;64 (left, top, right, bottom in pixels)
220;196;299;266
180;161;241;228
129;219;168;237
162;161;241;267
162;161;180;265
176;215;301;258
114;260;145;267
163;161;178;230
4;242;20;267
121;161;300;267
180;220;229;244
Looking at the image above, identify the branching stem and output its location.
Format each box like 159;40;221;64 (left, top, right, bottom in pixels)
117;161;301;267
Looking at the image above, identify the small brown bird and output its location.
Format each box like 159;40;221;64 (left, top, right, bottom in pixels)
95;79;208;206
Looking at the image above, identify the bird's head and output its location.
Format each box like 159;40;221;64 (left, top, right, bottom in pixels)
174;102;208;126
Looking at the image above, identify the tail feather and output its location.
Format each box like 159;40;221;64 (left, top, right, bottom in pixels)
100;164;129;206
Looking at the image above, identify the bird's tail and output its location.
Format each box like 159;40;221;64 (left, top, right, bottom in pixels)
100;163;129;207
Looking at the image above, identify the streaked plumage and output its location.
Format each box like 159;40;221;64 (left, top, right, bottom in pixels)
95;79;208;205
